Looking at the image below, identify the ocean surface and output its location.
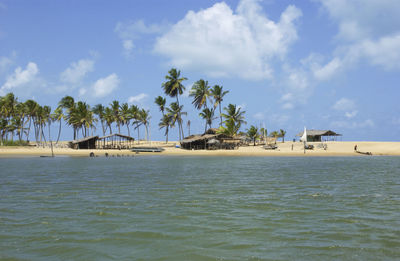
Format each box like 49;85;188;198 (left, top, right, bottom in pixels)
1;156;399;260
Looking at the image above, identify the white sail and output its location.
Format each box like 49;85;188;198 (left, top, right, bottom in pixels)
300;127;307;143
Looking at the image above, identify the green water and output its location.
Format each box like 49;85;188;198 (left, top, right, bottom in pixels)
1;156;399;260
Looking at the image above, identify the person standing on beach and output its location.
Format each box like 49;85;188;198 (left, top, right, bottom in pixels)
354;144;357;151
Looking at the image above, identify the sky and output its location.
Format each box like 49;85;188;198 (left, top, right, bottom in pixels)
1;0;400;141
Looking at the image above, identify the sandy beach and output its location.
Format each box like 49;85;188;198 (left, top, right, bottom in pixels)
1;141;399;157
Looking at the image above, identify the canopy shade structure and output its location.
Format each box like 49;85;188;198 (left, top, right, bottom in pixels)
296;130;342;142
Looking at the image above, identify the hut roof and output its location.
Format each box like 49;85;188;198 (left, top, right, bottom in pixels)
71;136;99;144
99;133;135;141
204;128;219;134
296;130;341;137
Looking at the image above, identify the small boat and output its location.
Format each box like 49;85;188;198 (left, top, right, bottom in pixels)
356;150;372;156
131;147;165;153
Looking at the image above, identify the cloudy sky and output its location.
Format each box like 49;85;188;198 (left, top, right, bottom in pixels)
1;0;400;141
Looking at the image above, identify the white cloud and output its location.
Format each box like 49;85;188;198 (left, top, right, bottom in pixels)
154;0;302;80
128;93;148;104
60;59;94;84
91;73;119;98
115;20;166;56
0;52;16;74
0;62;39;95
253;112;265;120
312;0;400;77
333;98;355;111
332;98;358;119
313;57;342;81
279;67;310;109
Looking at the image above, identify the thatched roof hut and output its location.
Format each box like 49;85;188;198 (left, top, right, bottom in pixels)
180;128;240;150
296;130;342;142
97;133;135;149
70;136;99;149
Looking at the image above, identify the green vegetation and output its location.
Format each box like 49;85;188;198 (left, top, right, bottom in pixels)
1;67;288;145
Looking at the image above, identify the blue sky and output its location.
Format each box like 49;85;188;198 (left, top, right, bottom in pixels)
1;0;400;141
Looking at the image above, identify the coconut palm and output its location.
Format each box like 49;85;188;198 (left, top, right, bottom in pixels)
221;104;246;135
120;103;133;136
51;107;64;144
166;102;187;140
190;79;210;110
270;131;279;139
110;100;121;134
104;107;114;135
159;114;173;143
199;108;216;133
162;68;187;140
138;109;151;142
58;95;76;139
187;120;191;137
154;96;166;115
210;85;229;127
130;105;140;143
92;104;106;136
247;125;259;146
279;129;286;143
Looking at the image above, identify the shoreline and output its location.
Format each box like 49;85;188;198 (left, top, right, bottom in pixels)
1;141;399;158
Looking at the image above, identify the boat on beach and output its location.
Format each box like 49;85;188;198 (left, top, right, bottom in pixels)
131;147;165;153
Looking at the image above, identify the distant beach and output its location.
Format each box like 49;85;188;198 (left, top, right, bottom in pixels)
1;141;399;157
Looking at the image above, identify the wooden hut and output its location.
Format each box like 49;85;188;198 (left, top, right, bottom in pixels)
96;134;135;149
296;130;342;142
70;136;99;149
180;128;240;150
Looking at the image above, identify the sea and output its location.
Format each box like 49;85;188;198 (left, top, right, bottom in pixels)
1;156;399;260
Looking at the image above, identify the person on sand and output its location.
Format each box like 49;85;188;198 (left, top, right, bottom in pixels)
354;144;357;151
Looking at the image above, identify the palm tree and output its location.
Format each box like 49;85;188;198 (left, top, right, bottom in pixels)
58;95;76;139
247;125;259;146
210;85;229;127
51;107;64;144
120;103;132;136
190;79;210;110
154;96;166;115
279;129;287;143
166;102;187;140
199;108;216;133
187;120;191;137
110;100;121;134
92;104;106;136
220;104;246;136
130;105;140;143
159;114;173;143
138;109;151;142
162;68;187;140
23;99;38;142
104;107;114;135
270;131;279;139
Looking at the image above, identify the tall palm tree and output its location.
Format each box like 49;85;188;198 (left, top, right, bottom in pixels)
104;107;114;135
220;104;246;136
130;105;140;143
58;95;76;139
190;79;210;110
24;99;38;142
110;100;121;134
166;102;187;140
120;103;133;136
51;107;64;144
210;85;229;127
92;104;106;136
154;96;166;115
162;68;187;140
279;129;287;143
199;108;216;133
138;109;151;142
247;125;259;146
159;114;173;143
187;120;191;137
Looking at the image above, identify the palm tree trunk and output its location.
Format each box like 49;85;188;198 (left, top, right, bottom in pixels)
127;124;130;137
56;120;62;144
176;95;183;141
219;103;222;127
165;127;169;144
137;125;140;144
